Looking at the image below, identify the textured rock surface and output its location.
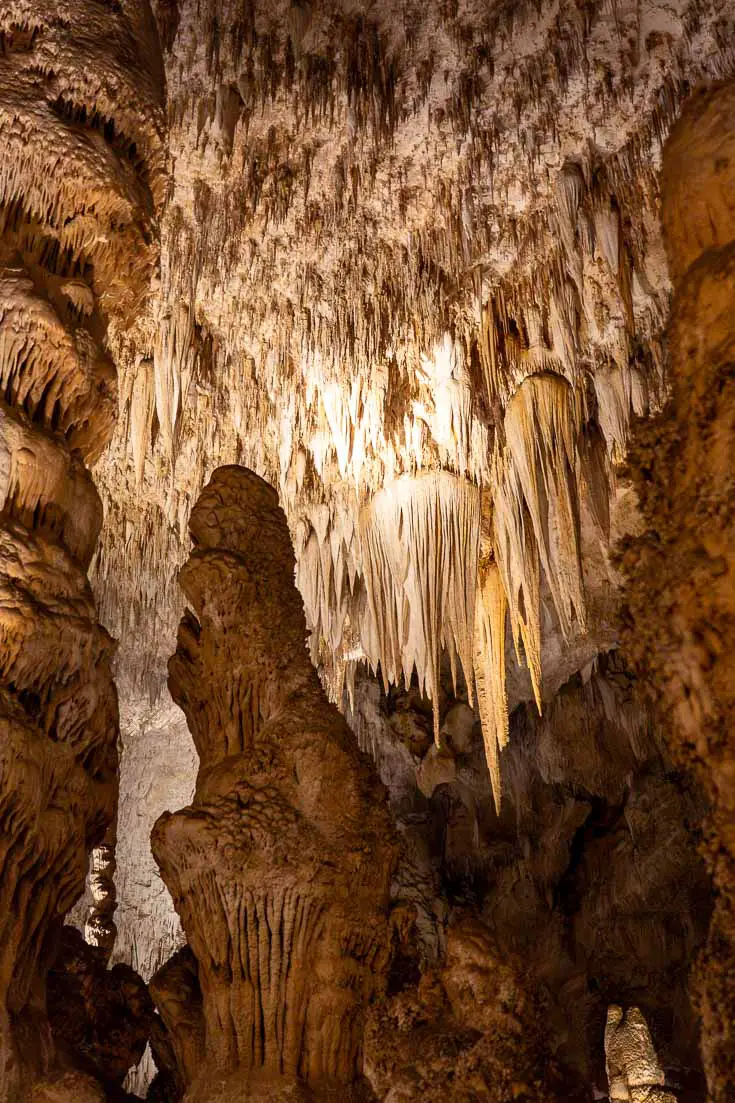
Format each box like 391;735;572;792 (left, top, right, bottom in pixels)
0;2;731;1100
346;653;709;1100
150;466;397;1100
622;78;735;1102
87;14;734;1033
47;926;154;1096
93;0;735;717
0;0;164;1096
605;1006;677;1102
365;913;574;1103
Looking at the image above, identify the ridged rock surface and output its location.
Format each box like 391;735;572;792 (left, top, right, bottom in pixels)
622;78;735;1101
150;465;397;1101
0;0;164;1097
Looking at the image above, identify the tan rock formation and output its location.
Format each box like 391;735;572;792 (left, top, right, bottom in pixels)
605;1006;677;1103
151;466;397;1101
0;2;728;1099
0;0;164;1097
622;78;735;1100
364;913;573;1102
84;836;118;961
349;651;710;1097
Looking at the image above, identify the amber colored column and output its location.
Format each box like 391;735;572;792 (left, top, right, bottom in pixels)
152;467;397;1102
623;80;735;1100
0;3;164;1096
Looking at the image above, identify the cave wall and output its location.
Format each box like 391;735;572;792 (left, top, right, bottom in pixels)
622;79;735;1101
0;0;164;1096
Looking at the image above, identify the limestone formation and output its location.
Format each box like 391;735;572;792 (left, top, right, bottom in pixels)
364;913;574;1103
151;466;397;1101
94;0;734;720
0;0;164;1097
622;78;735;1101
84;837;118;961
347;651;710;1098
605;1006;677;1103
46;926;154;1095
0;2;733;1101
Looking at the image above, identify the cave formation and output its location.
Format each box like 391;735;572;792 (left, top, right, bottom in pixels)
0;1;733;1101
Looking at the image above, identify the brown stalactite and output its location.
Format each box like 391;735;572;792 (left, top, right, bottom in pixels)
150;465;398;1101
622;79;735;1101
0;1;164;1098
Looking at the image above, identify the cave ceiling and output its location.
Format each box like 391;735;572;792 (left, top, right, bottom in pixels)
93;0;734;751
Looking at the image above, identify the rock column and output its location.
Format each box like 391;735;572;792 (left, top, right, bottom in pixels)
0;2;164;1096
623;79;735;1100
152;466;397;1102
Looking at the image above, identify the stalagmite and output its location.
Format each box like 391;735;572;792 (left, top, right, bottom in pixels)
605;1006;677;1102
151;466;397;1101
0;0;164;1097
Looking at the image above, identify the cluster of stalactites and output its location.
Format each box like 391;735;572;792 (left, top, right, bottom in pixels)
296;365;600;808
359;470;481;742
492;371;586;710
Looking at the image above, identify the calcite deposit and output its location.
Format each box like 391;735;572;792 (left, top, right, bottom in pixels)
605;1006;677;1103
622;78;735;1101
0;0;733;1101
0;0;164;1097
150;466;397;1101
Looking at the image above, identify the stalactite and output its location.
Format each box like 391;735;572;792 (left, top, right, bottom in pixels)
154;302;196;467
473;562;509;811
130;357;156;488
89;0;735;705
359;471;480;741
492;371;585;709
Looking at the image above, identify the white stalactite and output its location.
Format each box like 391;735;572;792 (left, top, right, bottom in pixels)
130;357;155;488
359;471;480;742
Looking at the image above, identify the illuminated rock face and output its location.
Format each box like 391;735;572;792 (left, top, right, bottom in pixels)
93;0;735;719
151;466;397;1101
623;78;735;1102
0;1;164;1097
91;16;735;1021
0;2;729;1100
